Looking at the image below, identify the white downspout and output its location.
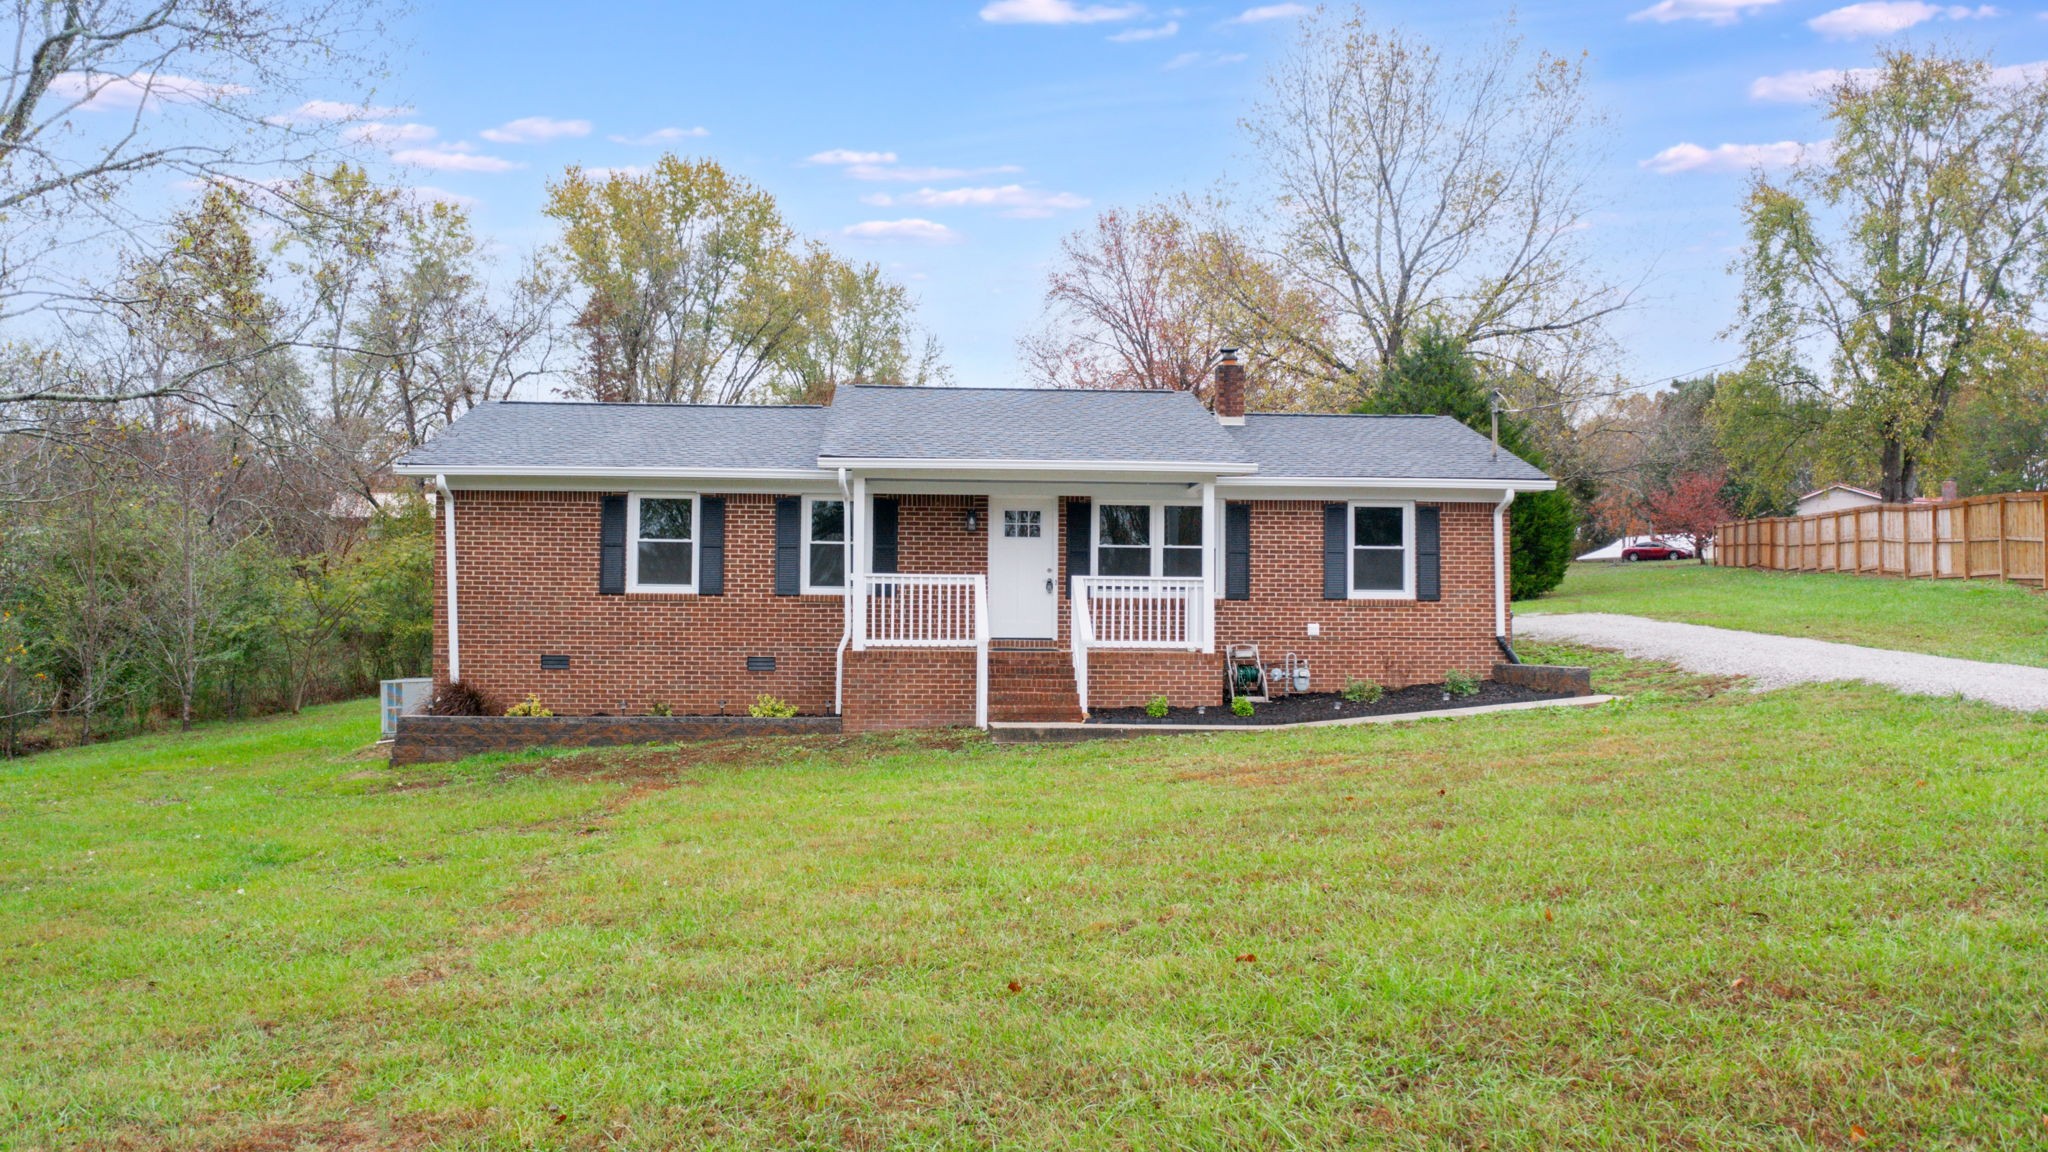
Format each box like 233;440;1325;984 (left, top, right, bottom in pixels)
435;474;460;683
834;467;852;716
1494;489;1516;645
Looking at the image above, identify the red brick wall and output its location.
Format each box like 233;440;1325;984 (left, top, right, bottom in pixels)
434;491;843;716
841;648;978;731
432;490;1512;724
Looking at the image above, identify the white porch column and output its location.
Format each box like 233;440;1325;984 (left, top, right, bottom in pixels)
851;472;868;651
1201;479;1219;652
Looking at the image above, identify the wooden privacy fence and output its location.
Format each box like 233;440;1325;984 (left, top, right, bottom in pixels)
1715;492;2048;587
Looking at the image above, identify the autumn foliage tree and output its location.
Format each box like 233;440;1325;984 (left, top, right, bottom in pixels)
1644;469;1733;563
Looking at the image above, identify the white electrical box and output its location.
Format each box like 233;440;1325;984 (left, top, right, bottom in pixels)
1305;622;1321;637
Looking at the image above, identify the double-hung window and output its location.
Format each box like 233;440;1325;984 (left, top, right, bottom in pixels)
1350;502;1413;598
630;494;696;592
1096;503;1203;579
804;497;846;593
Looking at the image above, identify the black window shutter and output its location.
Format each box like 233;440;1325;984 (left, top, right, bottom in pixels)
1225;502;1251;600
699;496;726;596
1065;498;1091;580
871;496;900;574
1415;505;1441;602
774;496;801;596
1322;503;1347;600
599;495;626;595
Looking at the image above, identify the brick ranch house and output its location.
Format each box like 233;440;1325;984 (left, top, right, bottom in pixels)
392;355;1554;732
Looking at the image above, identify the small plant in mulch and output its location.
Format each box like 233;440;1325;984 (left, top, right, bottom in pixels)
1443;670;1481;698
1342;677;1384;704
426;680;501;717
1145;694;1171;719
644;702;674;717
1230;696;1255;718
505;694;553;717
748;694;798;719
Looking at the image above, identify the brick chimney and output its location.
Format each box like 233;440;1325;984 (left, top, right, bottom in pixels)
1213;348;1245;426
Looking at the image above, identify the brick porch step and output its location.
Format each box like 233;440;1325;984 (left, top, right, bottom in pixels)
989;647;1083;723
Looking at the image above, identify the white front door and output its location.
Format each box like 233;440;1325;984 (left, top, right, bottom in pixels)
987;497;1058;638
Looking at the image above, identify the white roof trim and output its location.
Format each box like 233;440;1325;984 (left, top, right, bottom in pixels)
392;464;830;481
1219;475;1556;492
818;456;1260;475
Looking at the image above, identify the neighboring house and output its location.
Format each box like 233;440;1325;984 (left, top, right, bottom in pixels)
1796;483;1882;516
392;354;1554;731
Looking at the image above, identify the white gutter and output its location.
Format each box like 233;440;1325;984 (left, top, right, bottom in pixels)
1494;489;1516;644
435;474;460;683
1220;475;1557;492
834;466;852;717
394;464;828;481
818;456;1259;475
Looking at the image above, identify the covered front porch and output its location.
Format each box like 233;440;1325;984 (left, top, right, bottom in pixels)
832;472;1236;728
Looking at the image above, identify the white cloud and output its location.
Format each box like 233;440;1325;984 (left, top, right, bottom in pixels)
882;184;1091;218
842;219;961;243
1808;1;1995;38
1752;58;2044;101
1226;3;1310;22
607;126;709;145
405;186;479;208
1108;20;1178;40
391;146;522;173
1641;140;1819;174
1164;50;1249;70
274;98;412;122
1628;0;1783;24
808;148;900;166
979;0;1144;23
479;116;592;143
49;71;251;111
343;121;437;147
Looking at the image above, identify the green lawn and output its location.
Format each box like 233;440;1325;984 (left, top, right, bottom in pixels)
4;663;2046;1150
1523;561;2048;668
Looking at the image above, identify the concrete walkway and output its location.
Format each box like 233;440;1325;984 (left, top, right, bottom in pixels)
1517;612;2048;712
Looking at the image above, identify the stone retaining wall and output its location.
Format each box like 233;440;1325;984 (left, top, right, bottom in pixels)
1491;663;1594;695
391;714;841;766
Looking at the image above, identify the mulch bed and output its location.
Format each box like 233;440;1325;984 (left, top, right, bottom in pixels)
1087;680;1578;726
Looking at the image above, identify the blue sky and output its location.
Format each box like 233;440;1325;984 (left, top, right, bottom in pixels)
351;0;2045;389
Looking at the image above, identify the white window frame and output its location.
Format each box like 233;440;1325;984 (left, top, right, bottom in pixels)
626;492;699;594
1094;501;1204;581
1348;500;1415;600
801;495;847;596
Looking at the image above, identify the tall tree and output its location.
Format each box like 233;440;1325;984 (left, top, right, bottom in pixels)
1020;205;1336;409
1735;49;2048;501
1224;9;1624;397
1360;328;1577;598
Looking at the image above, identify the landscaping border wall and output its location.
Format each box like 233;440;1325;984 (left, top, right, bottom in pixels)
391;714;840;766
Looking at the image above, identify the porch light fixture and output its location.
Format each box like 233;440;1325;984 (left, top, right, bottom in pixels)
964;508;980;533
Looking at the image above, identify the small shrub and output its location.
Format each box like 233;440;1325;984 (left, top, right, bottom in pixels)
644;701;674;717
1342;677;1383;704
1443;670;1480;698
505;694;553;717
1144;694;1171;719
1230;696;1255;718
748;694;798;719
426;680;500;717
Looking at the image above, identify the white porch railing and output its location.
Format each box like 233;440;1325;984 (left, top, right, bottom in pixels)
1074;576;1209;649
852;573;989;728
1070;575;1211;718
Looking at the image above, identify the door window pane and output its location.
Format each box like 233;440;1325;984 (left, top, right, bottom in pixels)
1003;509;1042;538
808;499;845;588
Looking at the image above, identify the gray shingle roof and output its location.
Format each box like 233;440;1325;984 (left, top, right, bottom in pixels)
393;390;1552;486
394;401;829;472
817;385;1249;465
1228;414;1551;483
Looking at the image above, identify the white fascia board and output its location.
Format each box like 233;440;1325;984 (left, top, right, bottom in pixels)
1218;476;1555;495
818;456;1260;477
394;465;838;493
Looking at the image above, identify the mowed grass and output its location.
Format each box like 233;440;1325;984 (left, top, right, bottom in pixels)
3;659;2047;1151
1524;560;2048;668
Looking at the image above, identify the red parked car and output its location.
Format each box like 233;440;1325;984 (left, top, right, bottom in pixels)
1621;541;1694;562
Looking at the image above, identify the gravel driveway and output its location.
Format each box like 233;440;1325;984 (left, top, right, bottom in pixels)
1517;612;2048;712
